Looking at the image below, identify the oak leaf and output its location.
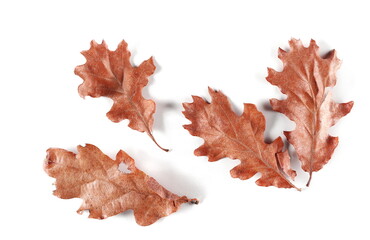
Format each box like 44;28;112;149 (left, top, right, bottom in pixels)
75;40;167;151
44;144;197;226
183;88;299;190
266;39;353;186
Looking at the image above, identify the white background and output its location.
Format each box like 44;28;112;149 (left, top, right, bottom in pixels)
0;0;368;239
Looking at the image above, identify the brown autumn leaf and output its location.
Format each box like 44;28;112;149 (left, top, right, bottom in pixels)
44;144;198;226
266;39;354;186
183;88;299;190
75;40;168;151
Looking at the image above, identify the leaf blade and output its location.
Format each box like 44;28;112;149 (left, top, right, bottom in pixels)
44;144;197;226
183;88;298;190
74;40;167;151
266;39;353;185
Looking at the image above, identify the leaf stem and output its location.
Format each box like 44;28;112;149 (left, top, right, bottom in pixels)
276;170;301;191
306;171;313;187
147;131;169;152
292;184;302;191
129;100;169;152
189;199;199;204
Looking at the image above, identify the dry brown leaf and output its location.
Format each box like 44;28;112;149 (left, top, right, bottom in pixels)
183;88;299;190
44;144;198;226
266;39;353;186
75;40;168;151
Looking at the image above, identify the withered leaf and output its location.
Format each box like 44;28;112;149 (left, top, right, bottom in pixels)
44;144;198;226
183;88;299;190
266;39;353;186
75;40;168;151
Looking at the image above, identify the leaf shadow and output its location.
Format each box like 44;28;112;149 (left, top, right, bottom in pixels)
260;100;307;186
137;57;172;134
154;101;179;132
155;164;204;200
143;56;161;93
115;209;137;223
260;101;279;144
285;139;308;186
228;97;243;116
134;150;204;201
117;209;134;217
285;139;300;172
114;150;203;222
